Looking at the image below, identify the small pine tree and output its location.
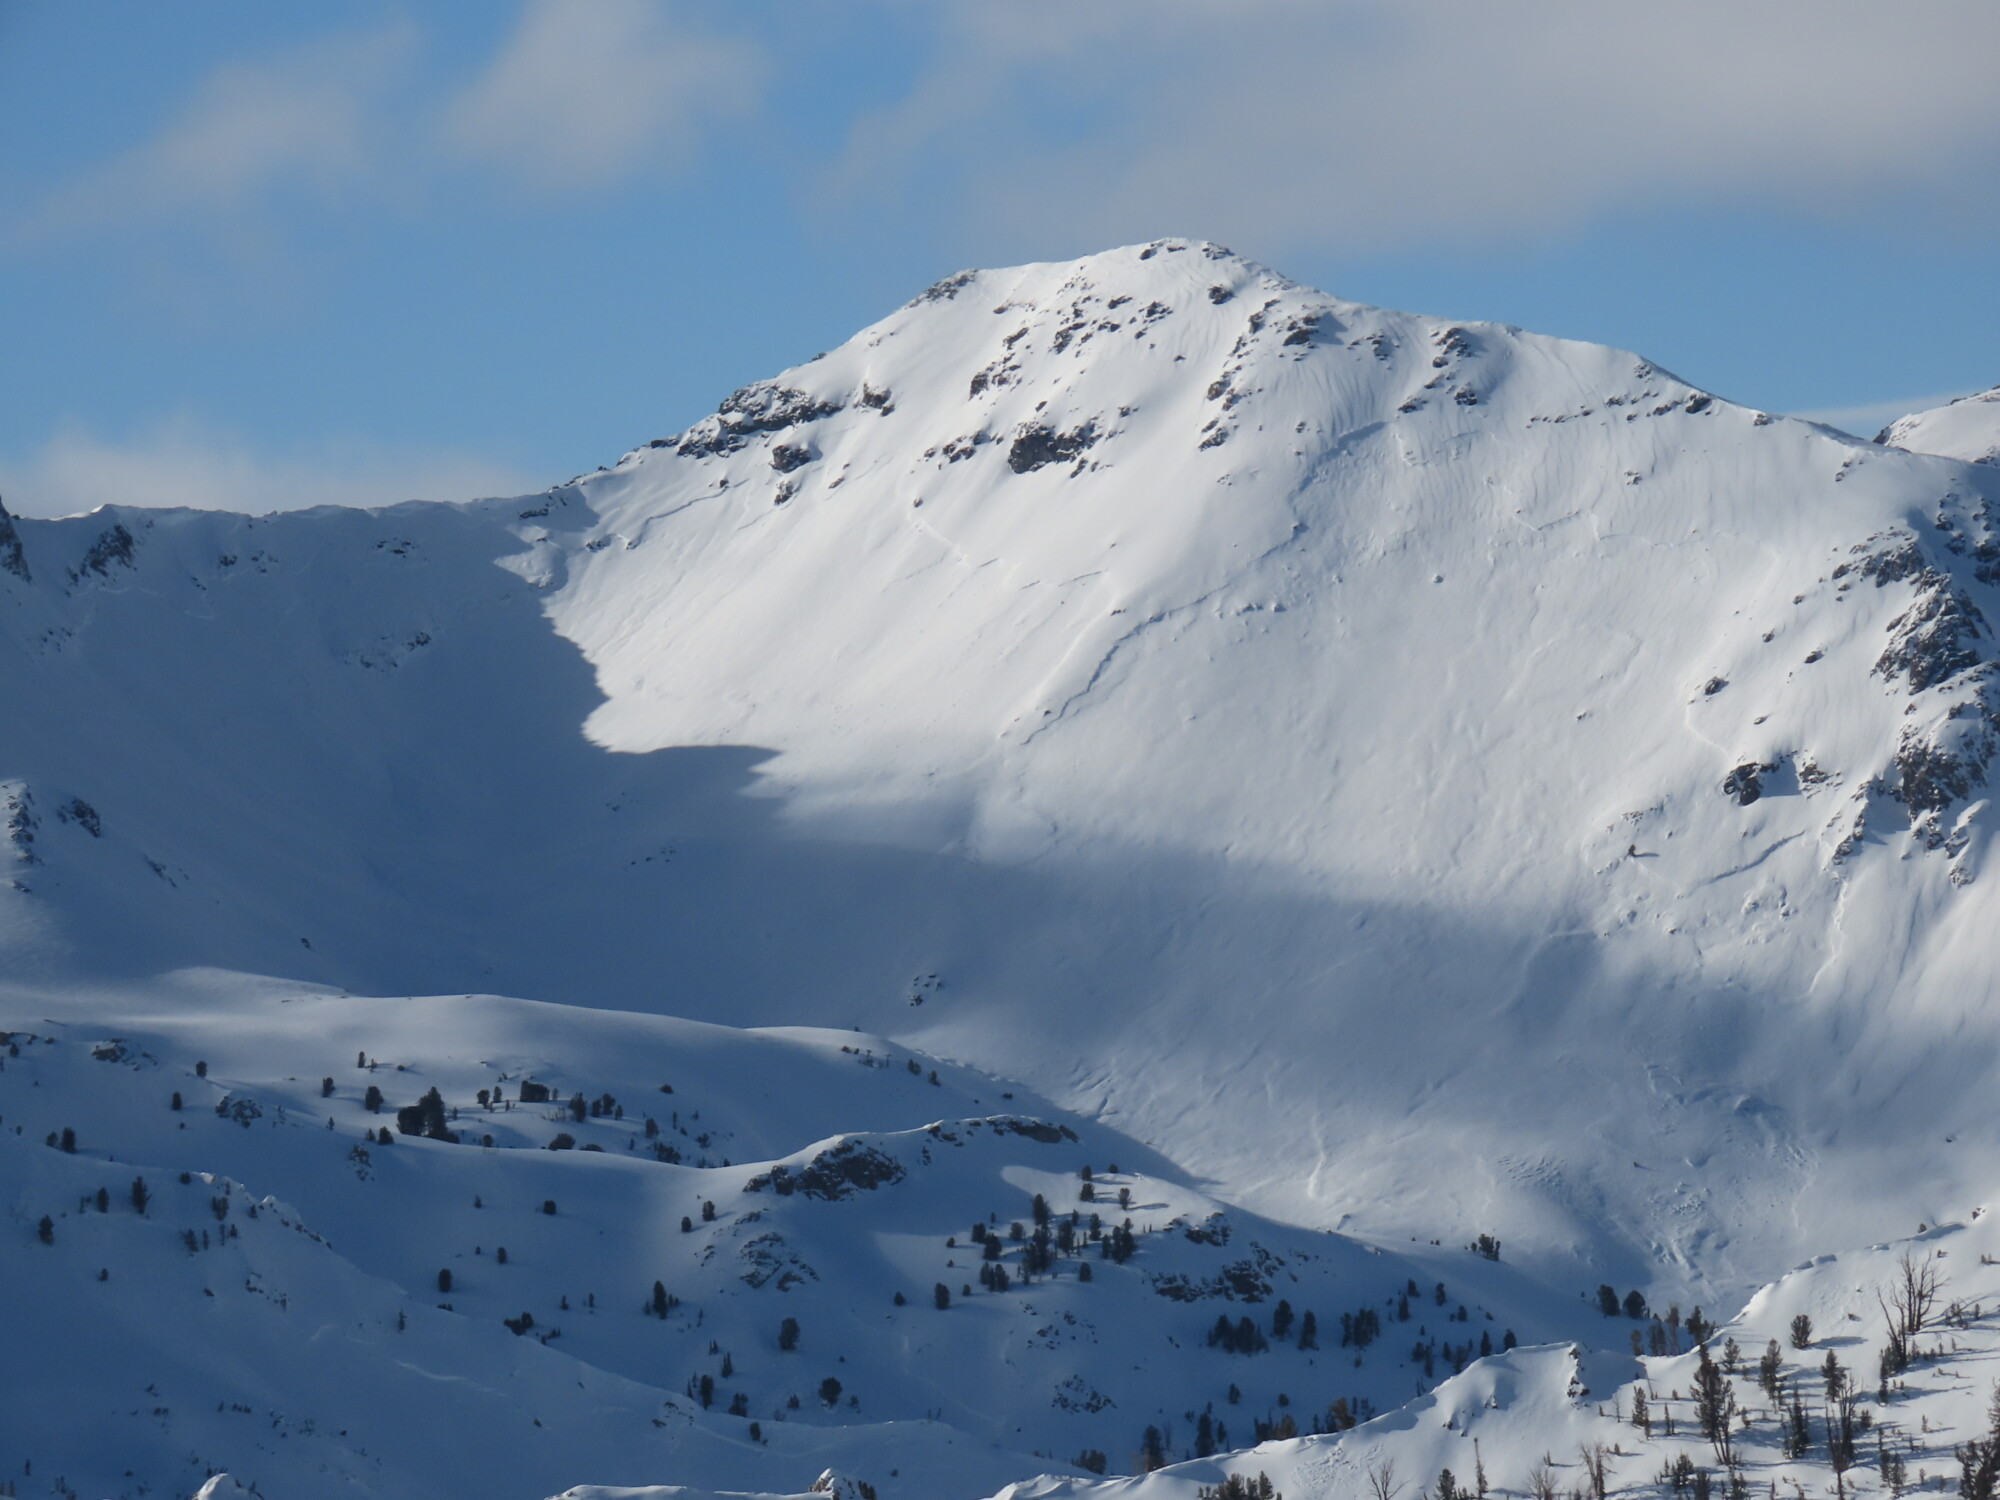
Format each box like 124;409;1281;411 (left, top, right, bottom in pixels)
170;1091;182;1111
94;1187;109;1213
1759;1338;1784;1397
819;1376;842;1406
59;1128;76;1153
934;1282;951;1310
130;1177;148;1216
778;1315;800;1351
364;1084;384;1113
438;1268;453;1293
1687;1306;1713;1345
321;1077;334;1098
1791;1313;1814;1349
542;1200;556;1216
37;1215;54;1244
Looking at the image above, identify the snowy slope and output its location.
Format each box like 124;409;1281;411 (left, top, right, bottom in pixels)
6;243;2000;1498
1879;387;2000;465
948;1209;2000;1500
2;243;2000;1296
0;973;1575;1500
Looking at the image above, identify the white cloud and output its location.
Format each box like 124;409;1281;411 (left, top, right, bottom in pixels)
12;3;763;251
832;0;2000;257
0;417;540;520
1793;391;1979;440
14;23;415;246
441;0;763;191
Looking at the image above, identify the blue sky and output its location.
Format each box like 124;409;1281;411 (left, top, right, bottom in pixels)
2;0;1996;516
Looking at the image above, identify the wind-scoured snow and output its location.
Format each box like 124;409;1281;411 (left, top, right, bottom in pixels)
3;241;2000;1499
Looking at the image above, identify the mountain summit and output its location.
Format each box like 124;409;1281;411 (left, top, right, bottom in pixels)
5;241;2000;1300
1880;384;2000;466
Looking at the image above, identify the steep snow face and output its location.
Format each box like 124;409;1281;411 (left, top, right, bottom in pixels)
1879;387;2000;466
2;243;2000;1309
546;242;2000;1291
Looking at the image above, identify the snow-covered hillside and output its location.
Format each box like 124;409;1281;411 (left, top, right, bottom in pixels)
1879;387;2000;466
5;241;2000;1498
0;973;1572;1499
963;1207;2000;1500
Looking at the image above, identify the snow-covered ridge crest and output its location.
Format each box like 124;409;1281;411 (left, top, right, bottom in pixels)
1878;385;2000;466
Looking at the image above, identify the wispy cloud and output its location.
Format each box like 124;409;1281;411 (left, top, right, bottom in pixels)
439;0;764;192
832;0;2000;257
13;23;416;248
0;417;539;519
1793;391;1978;441
12;2;764;254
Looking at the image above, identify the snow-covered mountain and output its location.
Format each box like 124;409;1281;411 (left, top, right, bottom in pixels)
5;240;2000;1499
1879;386;2000;466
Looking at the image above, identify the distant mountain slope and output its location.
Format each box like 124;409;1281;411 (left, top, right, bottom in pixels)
1878;386;2000;465
1;242;1998;1321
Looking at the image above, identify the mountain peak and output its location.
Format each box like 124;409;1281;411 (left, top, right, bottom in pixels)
1878;384;2000;464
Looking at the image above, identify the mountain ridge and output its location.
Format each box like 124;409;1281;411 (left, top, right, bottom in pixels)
1;239;1997;1299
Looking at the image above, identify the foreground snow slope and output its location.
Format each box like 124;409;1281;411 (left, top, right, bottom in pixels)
0;973;1571;1500
962;1208;2000;1500
2;241;1998;1310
